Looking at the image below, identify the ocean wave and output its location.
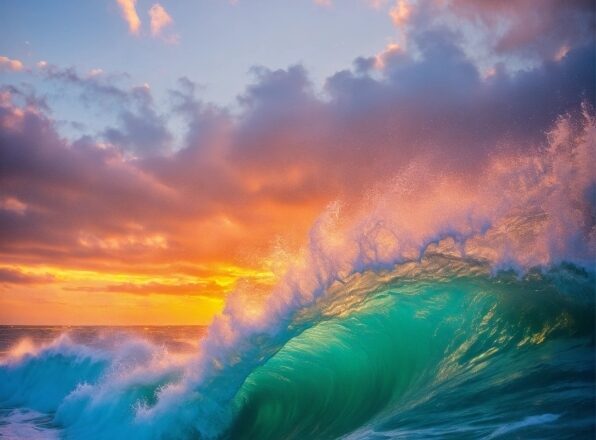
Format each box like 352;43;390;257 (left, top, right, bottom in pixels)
0;110;594;439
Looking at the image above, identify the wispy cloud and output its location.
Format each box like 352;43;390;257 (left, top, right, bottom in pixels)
0;268;54;285
149;4;173;37
116;0;141;35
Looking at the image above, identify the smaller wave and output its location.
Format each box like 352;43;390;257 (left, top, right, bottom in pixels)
0;334;110;412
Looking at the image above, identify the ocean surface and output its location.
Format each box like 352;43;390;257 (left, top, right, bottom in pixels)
0;260;594;439
0;326;206;439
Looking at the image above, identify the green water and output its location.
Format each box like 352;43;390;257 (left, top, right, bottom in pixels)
228;270;595;439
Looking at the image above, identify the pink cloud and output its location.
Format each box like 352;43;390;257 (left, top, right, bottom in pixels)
149;4;173;37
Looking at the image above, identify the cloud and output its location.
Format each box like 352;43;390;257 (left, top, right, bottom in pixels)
389;0;411;27
0;197;27;215
314;0;332;7
0;10;593;308
0;268;53;285
450;0;595;60
38;64;172;154
371;42;403;69
66;281;227;297
149;4;173;37
116;0;141;35
0;87;179;267
373;0;594;71
103;107;172;155
39;63;129;103
0;56;24;72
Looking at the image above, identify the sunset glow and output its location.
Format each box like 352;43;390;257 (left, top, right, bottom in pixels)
1;2;595;439
0;2;594;329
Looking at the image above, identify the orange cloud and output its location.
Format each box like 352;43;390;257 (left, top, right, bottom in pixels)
116;0;141;35
149;4;173;37
389;0;412;26
0;260;277;325
373;42;402;69
0;56;24;72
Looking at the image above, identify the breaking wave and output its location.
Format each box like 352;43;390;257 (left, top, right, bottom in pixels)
0;110;594;439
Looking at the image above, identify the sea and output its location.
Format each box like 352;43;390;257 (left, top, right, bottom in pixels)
0;261;594;439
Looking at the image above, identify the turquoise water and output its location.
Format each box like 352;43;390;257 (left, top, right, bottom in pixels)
227;266;595;439
1;262;592;439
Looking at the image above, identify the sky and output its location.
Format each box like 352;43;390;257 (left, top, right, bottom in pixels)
0;0;594;325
